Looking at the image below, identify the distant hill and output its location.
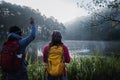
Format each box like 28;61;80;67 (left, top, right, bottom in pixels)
64;14;120;41
0;1;66;40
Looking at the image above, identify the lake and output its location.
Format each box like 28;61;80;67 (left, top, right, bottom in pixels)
27;40;120;57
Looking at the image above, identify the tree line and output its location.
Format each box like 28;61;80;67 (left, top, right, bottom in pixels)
0;1;66;40
65;0;120;41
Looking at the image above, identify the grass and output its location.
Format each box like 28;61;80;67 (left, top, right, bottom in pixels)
67;54;120;80
0;53;120;80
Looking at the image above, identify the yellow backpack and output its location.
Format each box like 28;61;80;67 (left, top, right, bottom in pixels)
46;45;65;77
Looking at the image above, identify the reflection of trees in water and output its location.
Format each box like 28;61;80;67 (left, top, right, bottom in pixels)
27;43;44;63
104;42;120;55
27;41;120;59
27;44;38;63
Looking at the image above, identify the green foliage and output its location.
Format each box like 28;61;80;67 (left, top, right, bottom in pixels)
67;54;120;80
0;53;120;80
26;53;45;80
27;62;45;80
0;1;65;40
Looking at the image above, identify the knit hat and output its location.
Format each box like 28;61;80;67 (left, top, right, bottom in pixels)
52;30;62;42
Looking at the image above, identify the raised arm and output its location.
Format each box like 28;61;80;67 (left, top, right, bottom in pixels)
19;17;36;47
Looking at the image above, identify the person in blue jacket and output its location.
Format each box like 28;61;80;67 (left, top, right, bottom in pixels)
6;17;36;80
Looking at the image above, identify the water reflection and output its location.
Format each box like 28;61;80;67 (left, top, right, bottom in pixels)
37;48;42;56
27;40;120;57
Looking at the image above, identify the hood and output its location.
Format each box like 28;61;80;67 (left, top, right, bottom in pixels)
8;33;22;40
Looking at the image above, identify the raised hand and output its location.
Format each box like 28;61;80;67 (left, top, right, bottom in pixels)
30;17;35;25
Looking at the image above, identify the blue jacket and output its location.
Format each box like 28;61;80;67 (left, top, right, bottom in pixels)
8;24;36;58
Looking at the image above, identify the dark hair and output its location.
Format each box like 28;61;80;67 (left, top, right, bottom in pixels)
49;30;63;47
9;26;22;36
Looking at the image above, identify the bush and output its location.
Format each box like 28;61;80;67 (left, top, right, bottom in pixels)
67;54;120;80
0;53;120;80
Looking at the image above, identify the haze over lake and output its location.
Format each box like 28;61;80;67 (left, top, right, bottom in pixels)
27;40;120;57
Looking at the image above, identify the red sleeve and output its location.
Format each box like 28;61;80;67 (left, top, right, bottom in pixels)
63;45;70;63
43;44;49;63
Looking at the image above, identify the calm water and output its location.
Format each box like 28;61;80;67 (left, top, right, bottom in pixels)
27;40;120;57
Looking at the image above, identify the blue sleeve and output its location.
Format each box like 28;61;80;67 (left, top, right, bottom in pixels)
7;33;22;40
19;24;36;47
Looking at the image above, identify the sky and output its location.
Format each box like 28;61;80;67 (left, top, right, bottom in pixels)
2;0;88;23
